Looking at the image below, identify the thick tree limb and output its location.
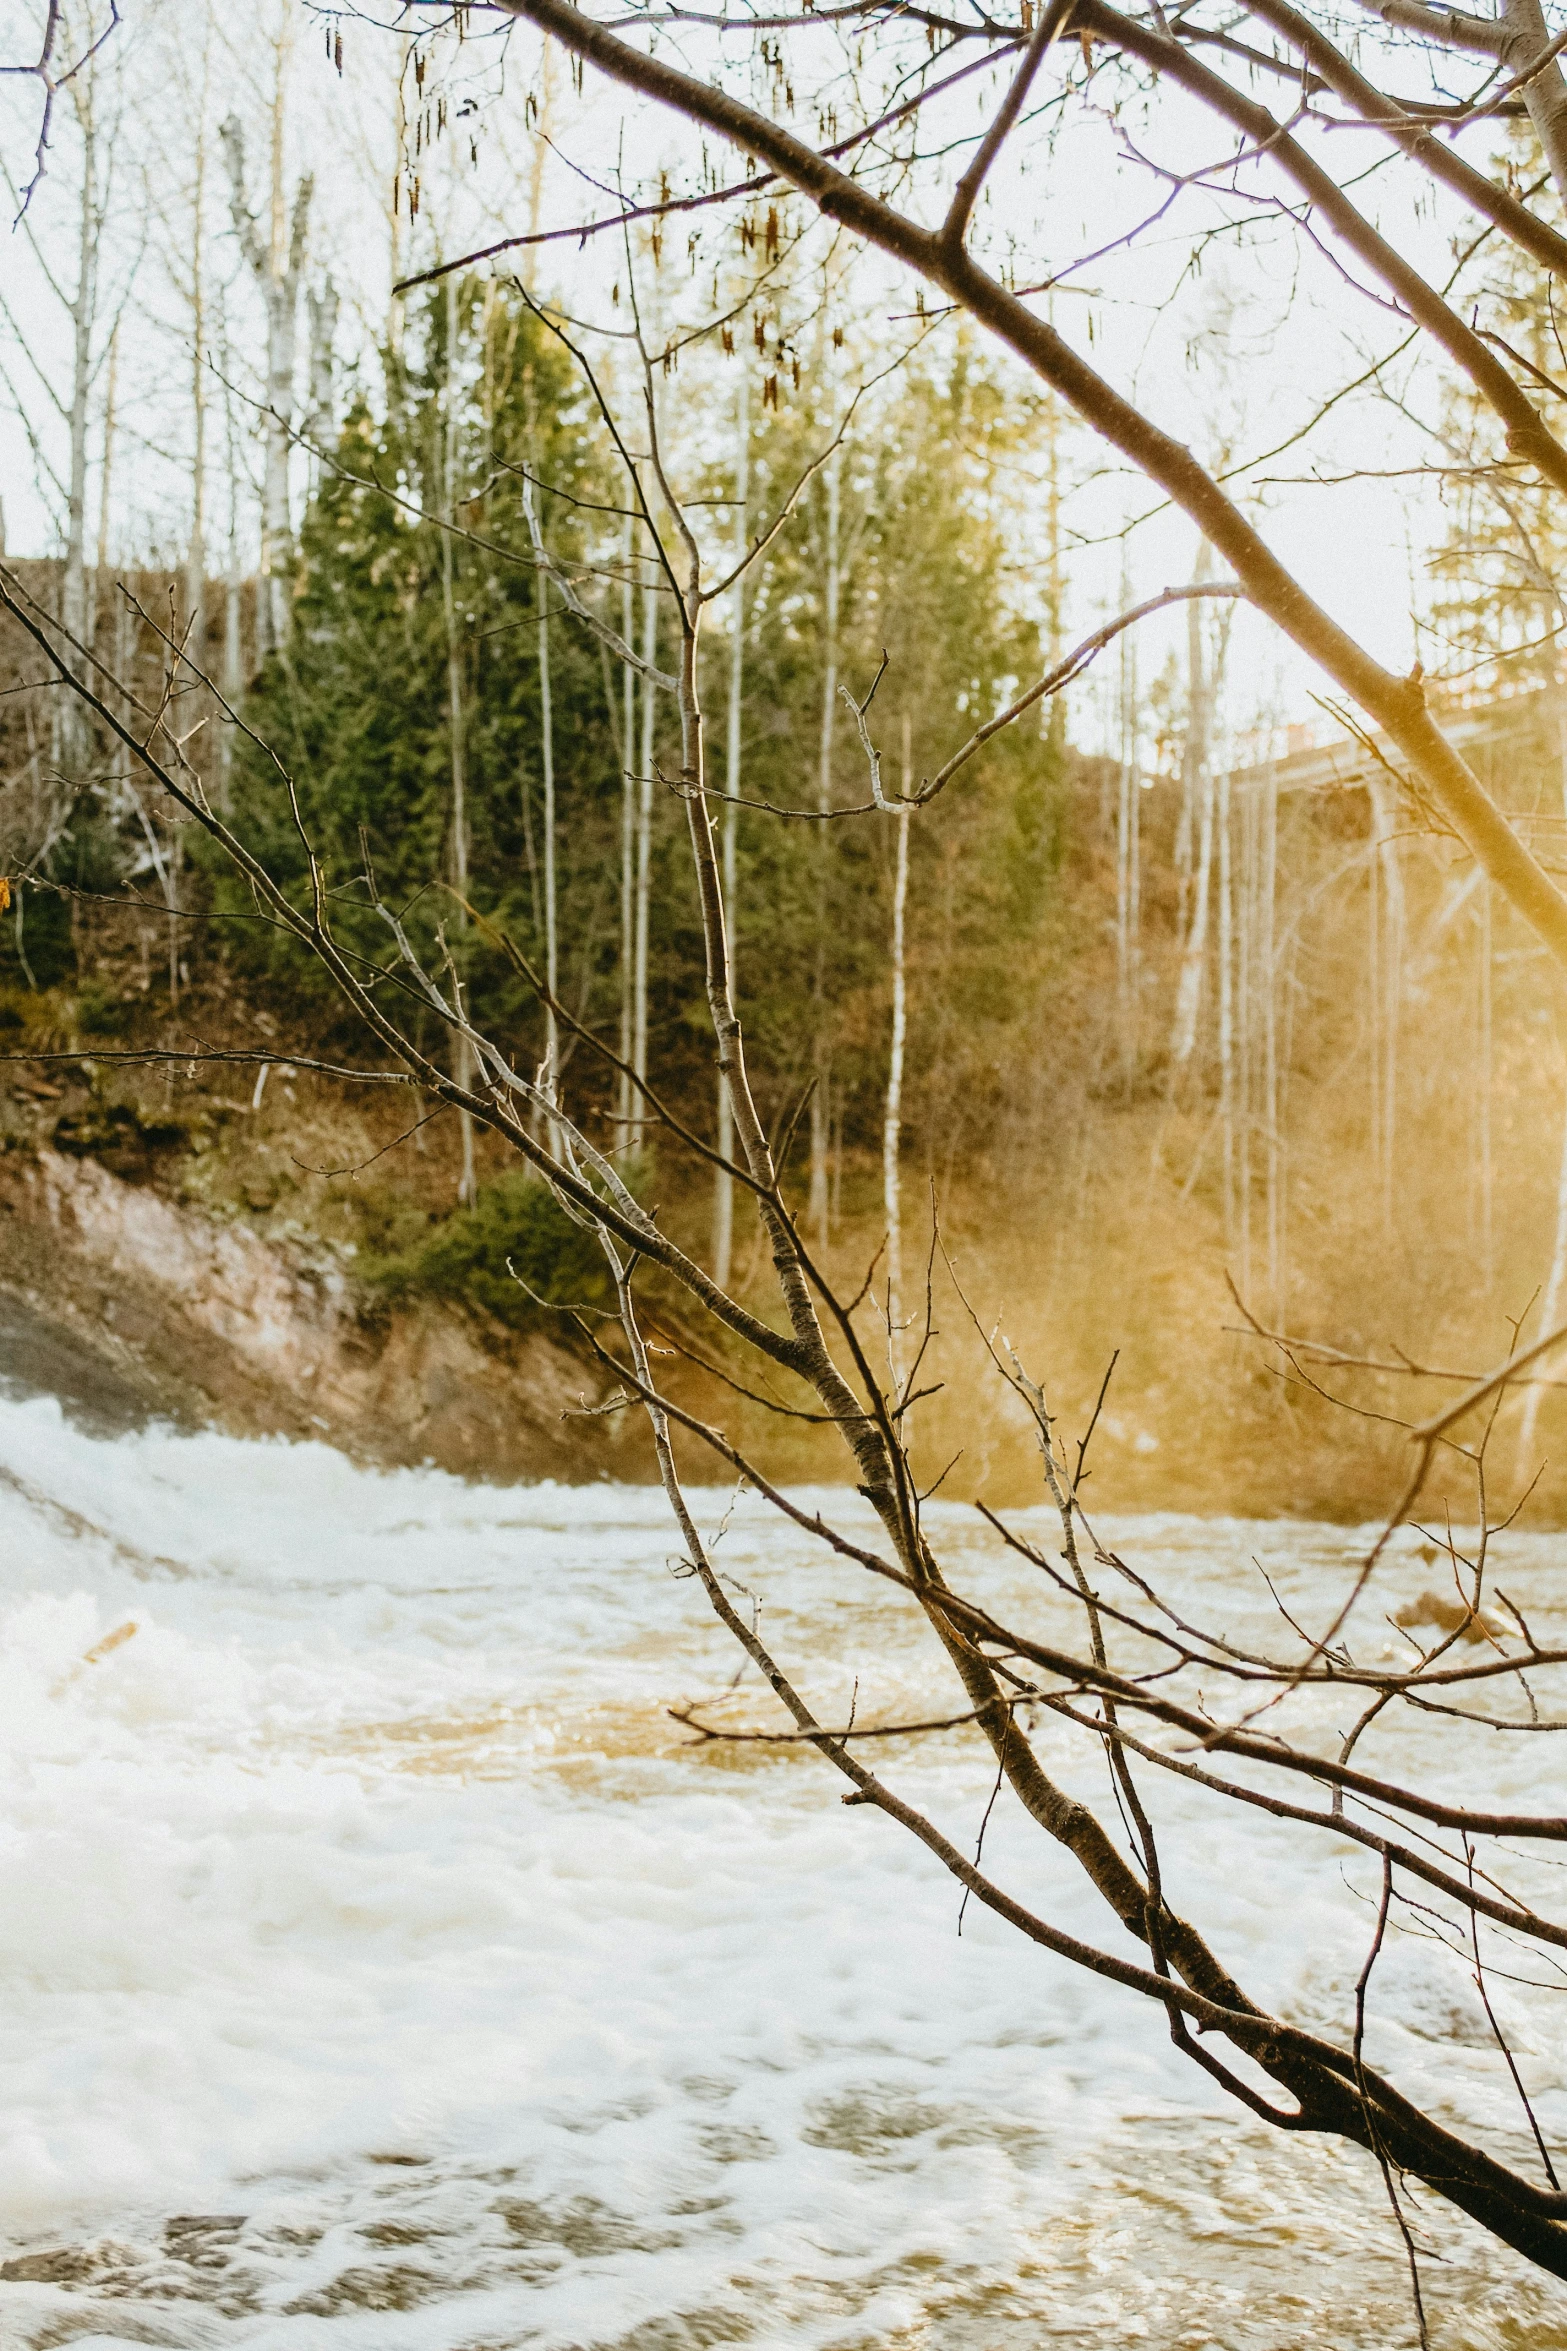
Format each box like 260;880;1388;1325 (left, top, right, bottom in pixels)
494;0;1567;975
1241;0;1567;281
1348;0;1507;55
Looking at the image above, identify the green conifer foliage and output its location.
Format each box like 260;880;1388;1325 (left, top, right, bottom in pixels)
216;281;624;1096
216;303;1070;1179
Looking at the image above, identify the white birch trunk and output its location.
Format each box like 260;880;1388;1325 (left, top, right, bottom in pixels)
1218;762;1235;1240
1517;697;1567;1469
1115;556;1138;1078
1043;376;1063;741
388;35;411;361
1173;544;1212;918
220;81;311;660
1478;878;1494;1285
441;273;476;1204
1239;779;1257;1294
1116;735;1132;1055
1367;774;1405;1232
306;280;338;463
1499;0;1567;208
1173;776;1214;1072
260;189;308;653
184;88;210;648
538;511;559;1146
1262;763;1281;1311
92;323;117;655
219;290;244;808
1171;567;1216;1067
619;506;635;1148
517;41;559;294
884;713;912;1392
59;92;98;766
713;372;748;1289
522;313;559;1141
809;442;842;1246
186;302;207;647
632;565;656;1152
166;828;183;1008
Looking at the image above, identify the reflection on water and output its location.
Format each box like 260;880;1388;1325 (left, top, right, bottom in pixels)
1;1396;1565;2347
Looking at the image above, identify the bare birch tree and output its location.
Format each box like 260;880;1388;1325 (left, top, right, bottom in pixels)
713;367;748;1289
1171;548;1218;1068
441;266;478;1203
618;499;636;1146
808;436;841;1245
533;474;559;1132
1;11;120;768
304;278;337;468
1115;550;1140;1080
631;531;656;1151
883;710;912;1386
220;32;310;658
217;284;246;800
1368;770;1407;1232
59;63;99;727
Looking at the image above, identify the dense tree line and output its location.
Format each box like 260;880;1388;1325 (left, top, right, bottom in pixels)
209;286;1072;1203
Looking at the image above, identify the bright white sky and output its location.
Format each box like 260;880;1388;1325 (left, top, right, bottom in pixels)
0;0;1527;745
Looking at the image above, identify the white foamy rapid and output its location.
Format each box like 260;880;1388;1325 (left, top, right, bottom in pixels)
1;1390;1564;2348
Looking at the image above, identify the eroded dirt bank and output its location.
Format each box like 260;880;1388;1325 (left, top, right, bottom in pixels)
0;1146;632;1481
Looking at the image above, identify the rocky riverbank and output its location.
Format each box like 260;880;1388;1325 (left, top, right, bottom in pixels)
0;1144;630;1481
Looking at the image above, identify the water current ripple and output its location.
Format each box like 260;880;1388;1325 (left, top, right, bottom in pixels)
2;1393;1564;2347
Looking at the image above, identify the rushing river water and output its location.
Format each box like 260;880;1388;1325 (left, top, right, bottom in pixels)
1;1379;1565;2348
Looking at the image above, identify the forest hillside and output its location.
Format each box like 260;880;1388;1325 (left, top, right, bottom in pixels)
4;281;1565;1516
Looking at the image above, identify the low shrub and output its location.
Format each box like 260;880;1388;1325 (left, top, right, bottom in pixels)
76;982;131;1036
360;1168;613;1334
